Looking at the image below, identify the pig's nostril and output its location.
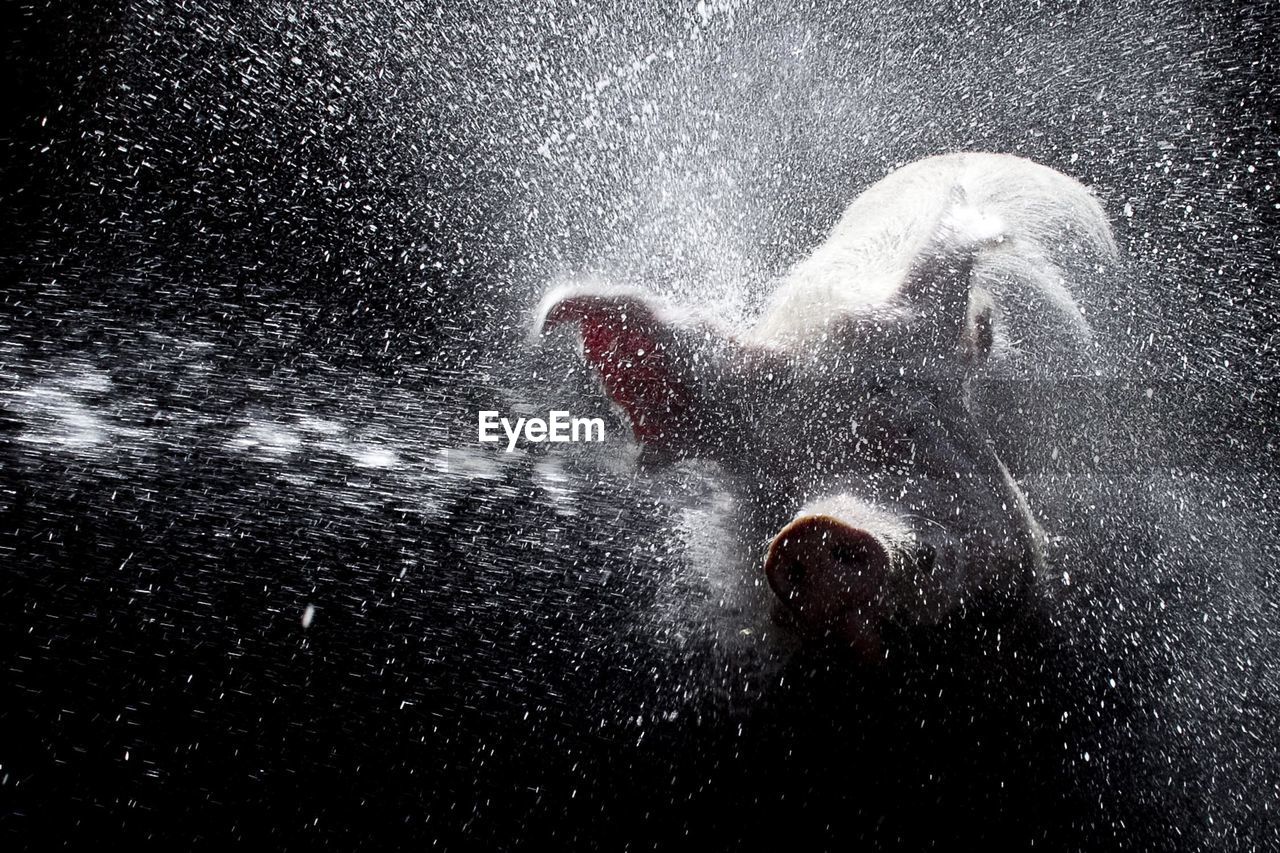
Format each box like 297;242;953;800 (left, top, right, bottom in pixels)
776;557;807;600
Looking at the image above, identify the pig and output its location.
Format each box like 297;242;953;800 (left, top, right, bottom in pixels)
535;152;1117;655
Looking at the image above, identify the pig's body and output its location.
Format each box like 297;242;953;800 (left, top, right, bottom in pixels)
538;152;1117;654
754;152;1115;373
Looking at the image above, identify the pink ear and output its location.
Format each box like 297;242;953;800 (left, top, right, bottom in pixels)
541;293;694;450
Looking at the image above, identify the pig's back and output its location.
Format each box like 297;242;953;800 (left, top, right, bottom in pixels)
751;152;1116;363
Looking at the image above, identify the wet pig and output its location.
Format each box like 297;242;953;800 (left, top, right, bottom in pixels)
537;152;1117;654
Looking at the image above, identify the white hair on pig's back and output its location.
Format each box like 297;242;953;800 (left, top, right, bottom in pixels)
750;152;1117;363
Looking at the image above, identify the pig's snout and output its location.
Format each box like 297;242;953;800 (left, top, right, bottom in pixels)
764;514;894;654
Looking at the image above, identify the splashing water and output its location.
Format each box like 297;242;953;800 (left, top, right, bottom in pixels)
2;1;1276;848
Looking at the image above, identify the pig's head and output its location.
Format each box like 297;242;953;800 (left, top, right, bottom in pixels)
536;216;1044;655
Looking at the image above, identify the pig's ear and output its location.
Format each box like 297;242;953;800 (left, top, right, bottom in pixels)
900;202;1003;371
535;286;705;452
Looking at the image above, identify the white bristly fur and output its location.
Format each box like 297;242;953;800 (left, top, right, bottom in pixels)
751;152;1117;369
